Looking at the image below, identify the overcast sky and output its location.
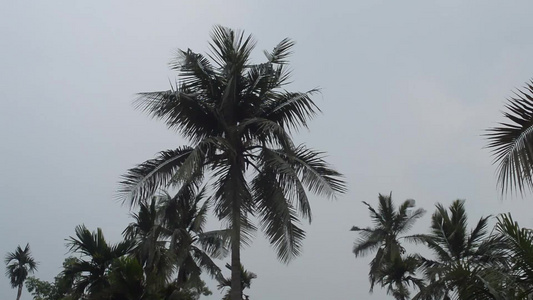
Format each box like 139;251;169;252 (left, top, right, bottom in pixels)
2;1;533;299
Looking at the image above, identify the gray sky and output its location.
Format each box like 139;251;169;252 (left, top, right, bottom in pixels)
2;1;533;299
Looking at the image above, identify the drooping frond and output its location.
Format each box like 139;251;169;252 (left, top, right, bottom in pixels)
253;167;306;263
190;245;222;278
256;147;311;221
486;80;533;194
280;145;347;198
118;146;196;206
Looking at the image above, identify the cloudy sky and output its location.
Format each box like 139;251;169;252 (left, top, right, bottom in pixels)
2;1;533;299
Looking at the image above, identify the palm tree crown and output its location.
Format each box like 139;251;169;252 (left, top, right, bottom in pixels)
119;25;346;300
63;225;134;298
410;200;506;300
5;243;38;300
351;193;425;295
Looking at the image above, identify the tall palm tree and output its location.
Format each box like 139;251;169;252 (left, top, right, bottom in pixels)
5;243;38;300
410;200;507;300
63;225;134;299
119;25;346;300
486;80;533;194
351;193;425;294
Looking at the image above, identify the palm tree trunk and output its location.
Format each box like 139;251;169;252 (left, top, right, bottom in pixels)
16;284;22;300
230;202;242;300
176;266;187;287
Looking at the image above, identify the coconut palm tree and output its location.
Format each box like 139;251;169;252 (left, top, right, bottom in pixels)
63;225;134;299
5;243;38;300
374;254;424;300
123;197;174;292
119;25;346;300
486;80;533;194
410;200;507;300
351;193;425;293
157;186;227;287
124;185;228;294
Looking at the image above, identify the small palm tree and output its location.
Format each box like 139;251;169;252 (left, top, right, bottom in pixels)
63;225;134;299
486;80;533;194
157;186;228;287
217;263;257;300
410;200;506;300
123;198;174;291
119;25;346;300
5;243;38;300
375;254;424;300
351;193;425;294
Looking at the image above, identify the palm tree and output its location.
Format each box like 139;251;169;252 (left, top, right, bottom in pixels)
351;193;425;294
374;254;424;300
486;80;533;194
5;243;38;300
217;263;257;300
119;25;346;300
63;225;134;299
123;197;174;292
124;185;228;294
410;200;507;300
157;186;227;287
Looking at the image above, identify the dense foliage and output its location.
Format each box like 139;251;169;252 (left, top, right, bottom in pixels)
353;196;533;300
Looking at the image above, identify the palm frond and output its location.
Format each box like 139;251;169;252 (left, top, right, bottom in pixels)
254;169;306;263
260;90;321;132
196;229;231;259
170;49;221;100
190;246;222;278
486;80;533;194
264;38;295;64
465;216;490;254
118;146;195;206
240;117;294;150
136;89;220;143
208;25;256;71
256;148;311;221
277;145;346;198
496;213;533;288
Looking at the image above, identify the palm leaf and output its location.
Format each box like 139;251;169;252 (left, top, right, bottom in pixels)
253;167;306;263
486;80;533;194
260;90;321;132
135;90;220;143
118;146;195;206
